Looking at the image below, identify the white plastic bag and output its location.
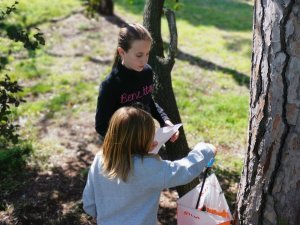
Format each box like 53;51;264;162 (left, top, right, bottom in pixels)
177;173;232;225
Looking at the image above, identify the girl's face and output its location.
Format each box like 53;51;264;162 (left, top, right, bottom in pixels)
118;40;151;72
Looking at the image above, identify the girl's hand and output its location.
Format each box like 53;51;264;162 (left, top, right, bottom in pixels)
150;141;158;151
170;131;179;142
206;143;217;156
164;120;180;142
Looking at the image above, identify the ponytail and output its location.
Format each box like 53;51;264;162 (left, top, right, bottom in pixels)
112;23;152;69
112;49;120;69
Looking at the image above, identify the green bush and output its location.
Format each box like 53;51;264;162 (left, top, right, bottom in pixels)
0;2;45;178
0;142;33;178
0;74;24;146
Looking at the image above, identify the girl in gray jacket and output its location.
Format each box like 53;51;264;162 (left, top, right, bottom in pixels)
83;106;216;225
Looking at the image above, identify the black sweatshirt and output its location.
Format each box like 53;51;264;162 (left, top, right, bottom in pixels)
95;62;170;137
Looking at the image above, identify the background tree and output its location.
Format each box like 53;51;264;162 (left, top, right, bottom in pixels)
235;0;300;224
143;0;196;197
83;0;114;16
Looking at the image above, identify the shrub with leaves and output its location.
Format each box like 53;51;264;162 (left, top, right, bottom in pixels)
0;2;44;176
0;1;44;146
0;1;45;51
0;143;32;178
0;74;24;147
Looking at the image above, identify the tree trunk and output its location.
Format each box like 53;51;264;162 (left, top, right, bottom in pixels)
97;0;114;15
143;0;197;197
235;0;300;224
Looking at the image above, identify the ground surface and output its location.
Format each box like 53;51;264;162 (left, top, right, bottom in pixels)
0;12;181;225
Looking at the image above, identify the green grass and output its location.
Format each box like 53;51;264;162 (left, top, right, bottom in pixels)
2;0;81;26
182;92;249;145
19;77;95;119
1;0;81;66
166;0;253;31
0;142;33;178
12;58;48;79
26;83;53;96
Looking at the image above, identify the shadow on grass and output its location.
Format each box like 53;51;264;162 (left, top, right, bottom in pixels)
114;0;253;32
0;143;182;225
0;146;240;225
103;14;127;27
176;48;250;88
0;144;96;225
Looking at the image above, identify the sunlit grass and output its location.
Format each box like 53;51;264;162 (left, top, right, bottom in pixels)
2;0;81;26
19;76;96;119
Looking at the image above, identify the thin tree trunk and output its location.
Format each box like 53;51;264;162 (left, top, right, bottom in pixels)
143;0;197;197
235;0;300;224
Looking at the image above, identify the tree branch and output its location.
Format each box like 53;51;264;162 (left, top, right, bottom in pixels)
163;8;177;64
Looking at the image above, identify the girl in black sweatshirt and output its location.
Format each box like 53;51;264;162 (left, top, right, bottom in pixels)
95;23;179;142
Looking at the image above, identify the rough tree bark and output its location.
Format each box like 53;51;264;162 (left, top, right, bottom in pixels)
235;0;300;224
143;0;197;197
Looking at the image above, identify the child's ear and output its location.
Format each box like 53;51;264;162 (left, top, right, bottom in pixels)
117;47;125;57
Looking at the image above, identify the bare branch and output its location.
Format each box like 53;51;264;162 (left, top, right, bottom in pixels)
163;8;177;62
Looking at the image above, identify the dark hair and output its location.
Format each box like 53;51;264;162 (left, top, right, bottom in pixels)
112;23;152;68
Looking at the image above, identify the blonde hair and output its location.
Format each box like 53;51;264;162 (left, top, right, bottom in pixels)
102;107;155;182
112;23;152;68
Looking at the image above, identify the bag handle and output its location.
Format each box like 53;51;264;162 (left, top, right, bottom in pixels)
195;158;214;209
